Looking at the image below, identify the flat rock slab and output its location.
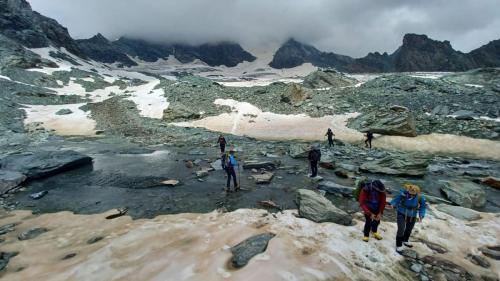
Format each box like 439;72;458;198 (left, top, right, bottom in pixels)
360;156;429;177
439;180;486;208
0;170;26;194
18;227;48;241
161;180;180;187
479;245;500;260
317;181;354;197
251;172;274;184
296;189;352;225
436;204;481;221
288;143;309;158
231;233;275;268
242;161;276;170
1;150;92;180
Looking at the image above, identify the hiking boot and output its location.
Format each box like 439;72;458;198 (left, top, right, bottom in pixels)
396;246;404;253
235;185;240;191
362;236;369;242
403;242;413;248
372;232;383;240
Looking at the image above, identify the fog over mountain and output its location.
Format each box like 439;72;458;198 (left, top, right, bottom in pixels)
27;0;500;57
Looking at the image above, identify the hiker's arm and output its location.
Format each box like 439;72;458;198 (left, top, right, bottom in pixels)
359;190;372;215
390;191;402;208
419;196;427;219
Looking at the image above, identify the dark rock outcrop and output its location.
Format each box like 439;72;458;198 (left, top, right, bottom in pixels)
230;233;275;268
302;69;357;89
1;150;93;180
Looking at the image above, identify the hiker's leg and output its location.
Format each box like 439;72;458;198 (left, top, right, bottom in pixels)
312;162;318;177
226;169;231;188
220;144;225;153
369;139;372;148
365;139;368;147
363;214;372;237
371;215;380;233
231;168;237;187
396;213;406;247
402;216;417;243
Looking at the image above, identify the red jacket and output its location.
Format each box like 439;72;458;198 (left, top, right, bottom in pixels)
359;188;386;216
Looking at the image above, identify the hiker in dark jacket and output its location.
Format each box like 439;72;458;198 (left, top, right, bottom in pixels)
325;128;335;148
224;149;239;192
217;135;227;153
365;131;374;148
390;184;427;253
307;145;321;177
359;180;387;242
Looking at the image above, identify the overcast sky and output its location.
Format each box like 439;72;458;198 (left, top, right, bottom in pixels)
28;0;500;57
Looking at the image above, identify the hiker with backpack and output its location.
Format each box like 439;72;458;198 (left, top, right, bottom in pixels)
365;131;374;148
357;179;387;242
217;135;227;153
325;128;335;148
224;149;239;192
390;184;427;253
307;145;321;178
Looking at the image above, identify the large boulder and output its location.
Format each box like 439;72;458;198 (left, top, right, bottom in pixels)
288;143;309;158
0;170;26;194
349;105;417;137
436;204;482;221
317;181;355;197
163;103;201;122
1;150;92;180
360;155;429;177
231;233;275;268
295;189;352;225
302;69;357;89
280;83;310;105
439;181;486;208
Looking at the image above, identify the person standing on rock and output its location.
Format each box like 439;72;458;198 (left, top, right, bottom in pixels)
325;128;335;148
365;131;374;149
390;184;427;253
307;145;321;177
217;135;227;153
224;149;239;192
359;180;387;242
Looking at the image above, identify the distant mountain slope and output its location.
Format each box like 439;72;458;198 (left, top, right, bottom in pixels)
270;34;500;73
0;0;84;57
76;34;137;67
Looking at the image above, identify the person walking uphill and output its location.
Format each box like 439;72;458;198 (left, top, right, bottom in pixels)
307;145;321;178
365;131;374;149
390;184;427;253
325;128;335;148
217;135;227;153
359;180;387;242
224;149;239;192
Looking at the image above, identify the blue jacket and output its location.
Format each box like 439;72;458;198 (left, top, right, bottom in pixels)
227;155;238;167
390;189;426;218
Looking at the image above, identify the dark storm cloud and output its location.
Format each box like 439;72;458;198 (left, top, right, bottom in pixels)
27;0;500;57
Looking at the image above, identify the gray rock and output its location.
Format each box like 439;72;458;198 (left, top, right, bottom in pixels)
288;143;310;158
280;83;310;105
439;181;486;208
87;236;104;244
338;163;359;173
0;223;18;235
230;233;275;268
430;105;450;116
317;181;354;197
436;204;481;221
1;150;92;180
242;161;276;170
296;189;352;225
251;172;274;184
360;156;429;177
55;109;73;115
29;190;48;200
479;245;500;260
411;263;423;273
418;239;448;254
210;159;223;171
18;227;48;241
349;105;417;137
0;252;18;271
195;169;209;178
453;110;476;120
302;69;357;89
466;254;490;268
0;170;26;194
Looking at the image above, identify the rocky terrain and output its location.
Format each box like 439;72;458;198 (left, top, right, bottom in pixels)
0;0;499;280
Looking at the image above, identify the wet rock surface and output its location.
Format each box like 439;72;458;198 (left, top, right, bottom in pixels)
439;180;486;209
0;170;26;194
436;204;482;221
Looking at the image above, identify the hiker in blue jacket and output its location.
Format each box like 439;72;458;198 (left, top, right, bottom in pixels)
390;184;427;253
224;149;239;192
